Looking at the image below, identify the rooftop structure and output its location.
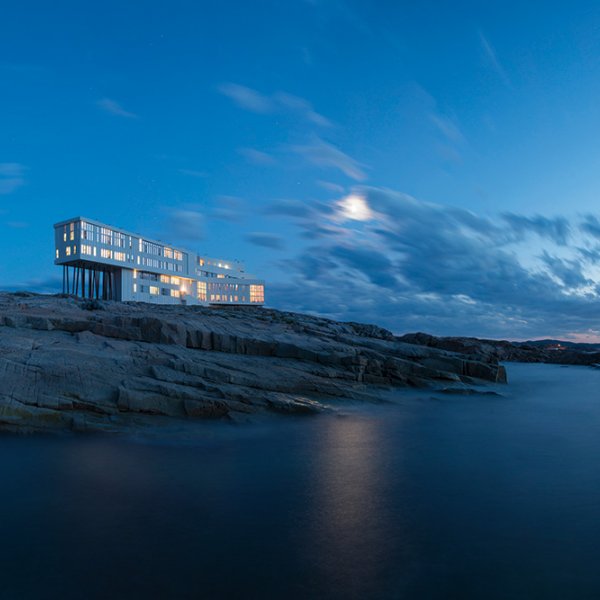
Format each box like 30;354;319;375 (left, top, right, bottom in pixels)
54;217;265;306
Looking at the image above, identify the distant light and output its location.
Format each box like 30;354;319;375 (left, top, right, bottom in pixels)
337;193;374;221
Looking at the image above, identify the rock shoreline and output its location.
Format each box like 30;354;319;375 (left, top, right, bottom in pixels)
398;332;600;367
0;293;506;434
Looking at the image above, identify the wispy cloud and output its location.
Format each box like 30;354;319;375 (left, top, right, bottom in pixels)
478;30;512;87
317;180;345;193
246;232;285;250
217;83;274;113
290;137;367;181
162;208;204;242
238;147;276;165
211;196;245;222
218;83;332;126
273;92;332;127
429;113;465;144
96;98;138;118
264;199;316;219
0;163;27;195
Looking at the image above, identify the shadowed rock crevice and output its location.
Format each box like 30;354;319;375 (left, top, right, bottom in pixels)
0;293;506;434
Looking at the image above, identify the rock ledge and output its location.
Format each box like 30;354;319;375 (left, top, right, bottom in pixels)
0;293;506;434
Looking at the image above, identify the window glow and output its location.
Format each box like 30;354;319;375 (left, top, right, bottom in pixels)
250;284;264;303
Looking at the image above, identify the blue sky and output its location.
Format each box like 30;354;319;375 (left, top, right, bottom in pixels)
2;0;600;340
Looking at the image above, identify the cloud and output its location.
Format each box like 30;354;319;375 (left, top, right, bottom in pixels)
217;83;274;113
580;215;600;239
264;199;315;219
273;92;332;127
96;98;138;118
162;209;203;242
502;213;571;245
478;30;512;87
211;196;245;222
317;180;345;193
266;185;600;339
290;137;367;181
429;113;464;144
218;83;331;126
540;252;592;288
238;147;276;165
0;163;26;195
245;232;285;250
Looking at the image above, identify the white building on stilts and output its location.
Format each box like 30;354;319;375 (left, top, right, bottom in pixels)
54;217;265;306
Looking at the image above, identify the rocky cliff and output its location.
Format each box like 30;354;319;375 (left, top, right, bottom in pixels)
0;293;506;434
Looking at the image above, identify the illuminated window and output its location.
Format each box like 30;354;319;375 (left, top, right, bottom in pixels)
197;282;207;301
66;247;71;256
55;249;59;258
133;283;137;293
149;286;159;295
250;285;264;303
114;251;126;262
81;222;95;240
114;232;126;248
170;276;180;286
170;289;180;298
164;247;173;259
160;275;170;283
100;227;113;245
101;249;113;259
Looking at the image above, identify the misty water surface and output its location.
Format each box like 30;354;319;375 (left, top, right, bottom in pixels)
1;363;599;599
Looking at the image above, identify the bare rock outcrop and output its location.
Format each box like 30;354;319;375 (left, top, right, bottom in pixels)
0;293;506;434
398;332;600;366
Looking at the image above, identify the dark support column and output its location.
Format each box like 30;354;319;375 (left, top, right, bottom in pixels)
102;268;107;300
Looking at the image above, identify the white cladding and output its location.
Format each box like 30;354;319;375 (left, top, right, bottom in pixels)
54;217;265;306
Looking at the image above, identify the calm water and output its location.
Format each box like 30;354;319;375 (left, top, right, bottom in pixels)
2;363;600;599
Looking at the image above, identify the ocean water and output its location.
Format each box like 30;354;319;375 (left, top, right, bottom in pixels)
1;363;600;599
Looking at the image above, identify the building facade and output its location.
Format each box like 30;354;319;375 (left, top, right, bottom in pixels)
54;217;265;306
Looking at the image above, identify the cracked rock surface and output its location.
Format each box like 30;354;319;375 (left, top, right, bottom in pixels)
0;293;507;434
